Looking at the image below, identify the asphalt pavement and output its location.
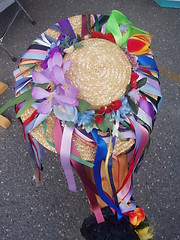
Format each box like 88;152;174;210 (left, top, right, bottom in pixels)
0;0;180;239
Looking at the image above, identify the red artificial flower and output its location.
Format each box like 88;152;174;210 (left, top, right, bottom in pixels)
127;34;152;56
105;105;113;114
112;100;122;111
91;32;116;43
130;72;139;89
129;208;145;227
95;115;104;124
96;106;105;114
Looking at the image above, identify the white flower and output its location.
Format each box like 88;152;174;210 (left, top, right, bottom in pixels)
128;88;140;104
63;45;75;54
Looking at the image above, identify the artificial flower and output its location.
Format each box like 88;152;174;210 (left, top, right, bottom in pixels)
129;208;145;226
96;106;105;115
128;88;140;104
136;226;153;240
105;105;113;114
32;87;78;114
127;34;152;56
94;115;105;124
41;43;61;69
123;48;138;70
131;72;139;89
54;104;78;122
47;51;71;74
76;110;95;126
63;45;75;54
33;52;71;86
115;96;131;120
112;99;122;111
91;32;116;43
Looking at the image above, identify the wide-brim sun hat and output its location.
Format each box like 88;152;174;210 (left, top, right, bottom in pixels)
0;10;162;240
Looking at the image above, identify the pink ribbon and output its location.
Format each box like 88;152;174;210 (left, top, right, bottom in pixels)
53;118;77;192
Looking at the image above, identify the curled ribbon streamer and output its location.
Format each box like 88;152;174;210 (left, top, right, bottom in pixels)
105;10;148;46
91;129;124;218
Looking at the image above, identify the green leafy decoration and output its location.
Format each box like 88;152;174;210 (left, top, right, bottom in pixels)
76;34;82;42
94;14;109;32
0;89;32;115
125;83;131;95
74;42;83;49
135;221;150;230
16;96;35;118
127;96;139;115
77;98;90;114
42;119;56;148
97;118;110;133
137;77;147;89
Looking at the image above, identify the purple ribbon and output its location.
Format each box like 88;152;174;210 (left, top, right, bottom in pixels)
138;97;155;123
58;18;77;41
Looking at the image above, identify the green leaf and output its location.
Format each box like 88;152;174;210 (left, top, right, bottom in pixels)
76;34;82;42
64;28;73;37
97;118;110;133
127;96;139;115
137;77;147;89
125;83;131;95
74;42;83;49
42;119;47;136
70;154;94;168
16;96;35;118
65;121;74;127
135;221;150;230
77;98;90;114
0;89;32;115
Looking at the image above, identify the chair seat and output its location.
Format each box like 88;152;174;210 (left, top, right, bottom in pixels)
0;0;14;13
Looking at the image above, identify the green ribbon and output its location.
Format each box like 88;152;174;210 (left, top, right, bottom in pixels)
105;10;149;46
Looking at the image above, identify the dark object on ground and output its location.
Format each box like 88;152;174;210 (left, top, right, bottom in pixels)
80;207;140;240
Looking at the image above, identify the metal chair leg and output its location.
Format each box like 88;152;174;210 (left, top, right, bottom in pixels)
0;42;16;62
15;0;36;25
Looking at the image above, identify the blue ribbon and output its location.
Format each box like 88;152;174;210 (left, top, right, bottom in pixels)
21;53;47;60
137;55;159;75
91;129;123;219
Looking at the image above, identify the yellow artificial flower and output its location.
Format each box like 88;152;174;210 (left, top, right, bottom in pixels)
136;226;154;240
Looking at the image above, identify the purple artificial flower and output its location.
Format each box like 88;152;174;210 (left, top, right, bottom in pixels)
32;50;79;115
32;86;78;114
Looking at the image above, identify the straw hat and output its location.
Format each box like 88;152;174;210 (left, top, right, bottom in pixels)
20;15;135;163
